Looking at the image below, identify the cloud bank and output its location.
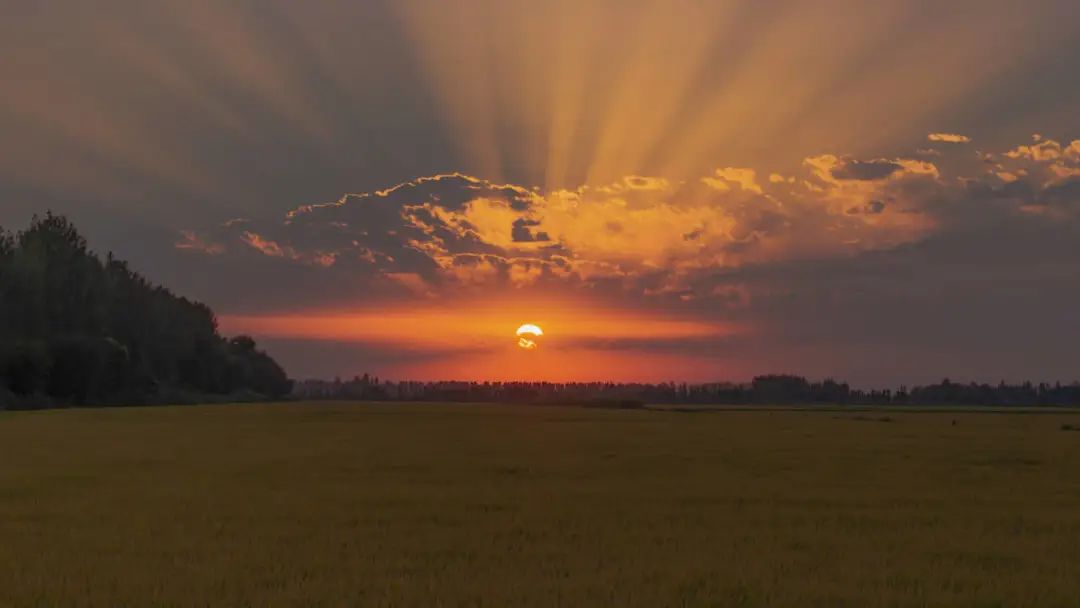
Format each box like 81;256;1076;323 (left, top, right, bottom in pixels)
180;135;1078;303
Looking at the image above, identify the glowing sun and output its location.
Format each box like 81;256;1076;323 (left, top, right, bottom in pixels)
516;323;543;350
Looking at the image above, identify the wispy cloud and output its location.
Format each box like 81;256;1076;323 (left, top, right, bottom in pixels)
928;132;972;143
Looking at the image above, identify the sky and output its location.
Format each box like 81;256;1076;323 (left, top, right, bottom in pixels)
2;0;1079;386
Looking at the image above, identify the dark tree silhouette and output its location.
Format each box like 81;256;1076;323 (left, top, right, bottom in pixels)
0;213;291;408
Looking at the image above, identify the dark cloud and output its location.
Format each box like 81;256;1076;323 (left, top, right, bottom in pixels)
511;217;551;242
847;200;886;215
1040;177;1080;208
831;159;904;181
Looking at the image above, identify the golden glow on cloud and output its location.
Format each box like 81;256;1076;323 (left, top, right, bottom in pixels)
928;133;972;143
180;134;1080;322
701;168;764;194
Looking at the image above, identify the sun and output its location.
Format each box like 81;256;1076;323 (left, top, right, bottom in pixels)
516;323;543;350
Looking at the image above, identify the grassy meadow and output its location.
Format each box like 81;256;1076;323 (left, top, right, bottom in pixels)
2;402;1080;606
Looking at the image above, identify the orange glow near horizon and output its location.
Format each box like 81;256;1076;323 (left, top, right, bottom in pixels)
221;307;734;348
371;347;742;383
219;301;744;381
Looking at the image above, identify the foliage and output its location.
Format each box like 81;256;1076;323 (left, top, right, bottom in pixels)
0;213;291;407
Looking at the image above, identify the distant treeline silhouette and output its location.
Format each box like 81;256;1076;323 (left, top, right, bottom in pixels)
295;374;1080;407
0;213;291;409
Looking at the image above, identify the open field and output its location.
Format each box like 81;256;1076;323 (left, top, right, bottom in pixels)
3;403;1080;606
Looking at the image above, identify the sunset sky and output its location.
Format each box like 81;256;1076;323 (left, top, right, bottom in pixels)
2;0;1079;385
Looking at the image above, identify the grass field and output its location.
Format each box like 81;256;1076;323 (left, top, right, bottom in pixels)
3;402;1080;606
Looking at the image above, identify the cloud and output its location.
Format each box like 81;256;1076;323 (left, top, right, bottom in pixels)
241;231;289;258
178;135;1080;311
928;132;971;143
174;230;224;255
510;217;551;242
1004;136;1080;169
847;200;886;215
702;168;763;194
828;159;904;181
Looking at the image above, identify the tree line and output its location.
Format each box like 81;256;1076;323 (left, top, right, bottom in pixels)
294;374;1080;407
0;213;291;409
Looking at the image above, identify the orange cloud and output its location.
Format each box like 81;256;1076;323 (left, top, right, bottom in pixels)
241;231;289;258
702;168;763;194
927;132;971;143
1000;136;1080;184
174;230;224;255
180;136;1080;308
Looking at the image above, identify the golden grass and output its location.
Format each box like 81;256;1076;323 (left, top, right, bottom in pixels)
2;403;1080;606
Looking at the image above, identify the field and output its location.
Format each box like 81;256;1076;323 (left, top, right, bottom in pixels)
3;403;1080;606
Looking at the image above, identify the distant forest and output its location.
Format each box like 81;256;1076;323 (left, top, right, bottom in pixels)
296;374;1080;408
0;213;291;409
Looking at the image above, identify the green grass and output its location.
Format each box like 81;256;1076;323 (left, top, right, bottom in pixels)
2;403;1080;606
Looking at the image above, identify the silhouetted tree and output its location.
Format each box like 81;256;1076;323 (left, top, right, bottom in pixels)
751;375;811;403
291;376;1080;407
0;213;292;408
224;336;292;397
